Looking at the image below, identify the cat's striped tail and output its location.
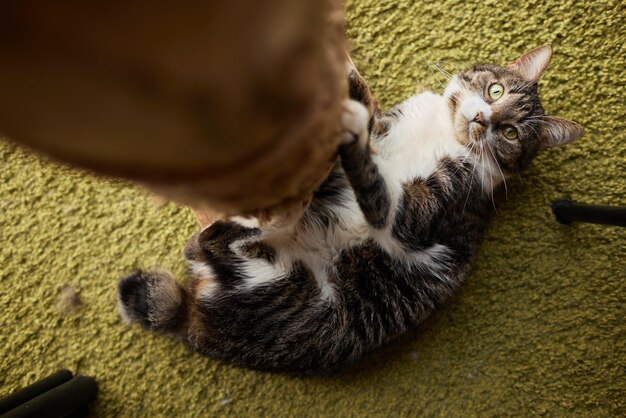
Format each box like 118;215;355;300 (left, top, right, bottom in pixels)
117;270;187;333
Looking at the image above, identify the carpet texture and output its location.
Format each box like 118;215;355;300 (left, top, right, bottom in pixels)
1;0;624;416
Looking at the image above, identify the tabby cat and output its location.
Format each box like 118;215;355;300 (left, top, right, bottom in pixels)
118;46;583;374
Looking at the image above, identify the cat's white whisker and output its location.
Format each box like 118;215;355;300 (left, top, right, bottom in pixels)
486;140;508;199
429;61;455;82
426;64;449;91
461;160;476;218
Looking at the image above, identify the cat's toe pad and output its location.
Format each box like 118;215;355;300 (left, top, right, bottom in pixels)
341;99;369;146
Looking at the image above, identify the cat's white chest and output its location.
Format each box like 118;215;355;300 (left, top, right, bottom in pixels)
376;92;467;183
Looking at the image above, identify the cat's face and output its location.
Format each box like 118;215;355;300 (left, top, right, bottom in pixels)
444;46;583;184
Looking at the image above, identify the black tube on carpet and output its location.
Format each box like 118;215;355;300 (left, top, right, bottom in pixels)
552;199;626;227
2;375;98;418
64;405;91;418
0;370;73;414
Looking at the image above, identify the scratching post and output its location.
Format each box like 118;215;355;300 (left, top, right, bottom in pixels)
0;1;347;225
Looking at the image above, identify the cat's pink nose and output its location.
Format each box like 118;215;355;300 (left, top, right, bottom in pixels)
473;112;485;125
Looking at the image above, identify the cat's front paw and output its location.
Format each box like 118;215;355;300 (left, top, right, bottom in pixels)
340;99;370;148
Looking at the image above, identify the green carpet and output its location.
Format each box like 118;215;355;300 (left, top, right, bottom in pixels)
1;0;624;416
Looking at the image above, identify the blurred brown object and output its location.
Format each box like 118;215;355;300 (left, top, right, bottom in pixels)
0;1;347;225
190;207;218;230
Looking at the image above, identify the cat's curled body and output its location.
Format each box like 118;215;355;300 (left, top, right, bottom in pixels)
118;46;582;374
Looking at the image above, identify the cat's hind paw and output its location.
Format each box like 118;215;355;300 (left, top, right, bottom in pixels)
118;270;184;332
340;99;370;147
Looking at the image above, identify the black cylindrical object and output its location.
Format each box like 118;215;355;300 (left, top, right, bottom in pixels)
63;405;90;418
0;370;73;414
2;375;98;418
552;199;626;227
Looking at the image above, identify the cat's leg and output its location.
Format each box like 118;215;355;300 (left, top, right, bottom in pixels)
339;100;393;229
117;222;281;335
391;157;477;251
117;221;257;333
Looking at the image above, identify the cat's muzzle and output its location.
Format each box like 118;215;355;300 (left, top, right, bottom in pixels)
468;121;487;143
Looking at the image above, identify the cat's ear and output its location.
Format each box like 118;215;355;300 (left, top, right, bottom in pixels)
507;46;552;83
540;116;584;149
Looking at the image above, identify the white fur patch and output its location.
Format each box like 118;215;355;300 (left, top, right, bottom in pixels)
473;139;506;192
189;260;216;279
193;284;217;304
230;216;261;229
341;99;370;146
368;224;404;256
459;95;492;124
406;243;452;269
233;232;340;301
239;253;288;288
405;244;456;291
376;93;468;183
187;261;220;301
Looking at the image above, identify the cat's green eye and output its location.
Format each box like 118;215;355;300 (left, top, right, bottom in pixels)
502;125;518;140
488;83;504;100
